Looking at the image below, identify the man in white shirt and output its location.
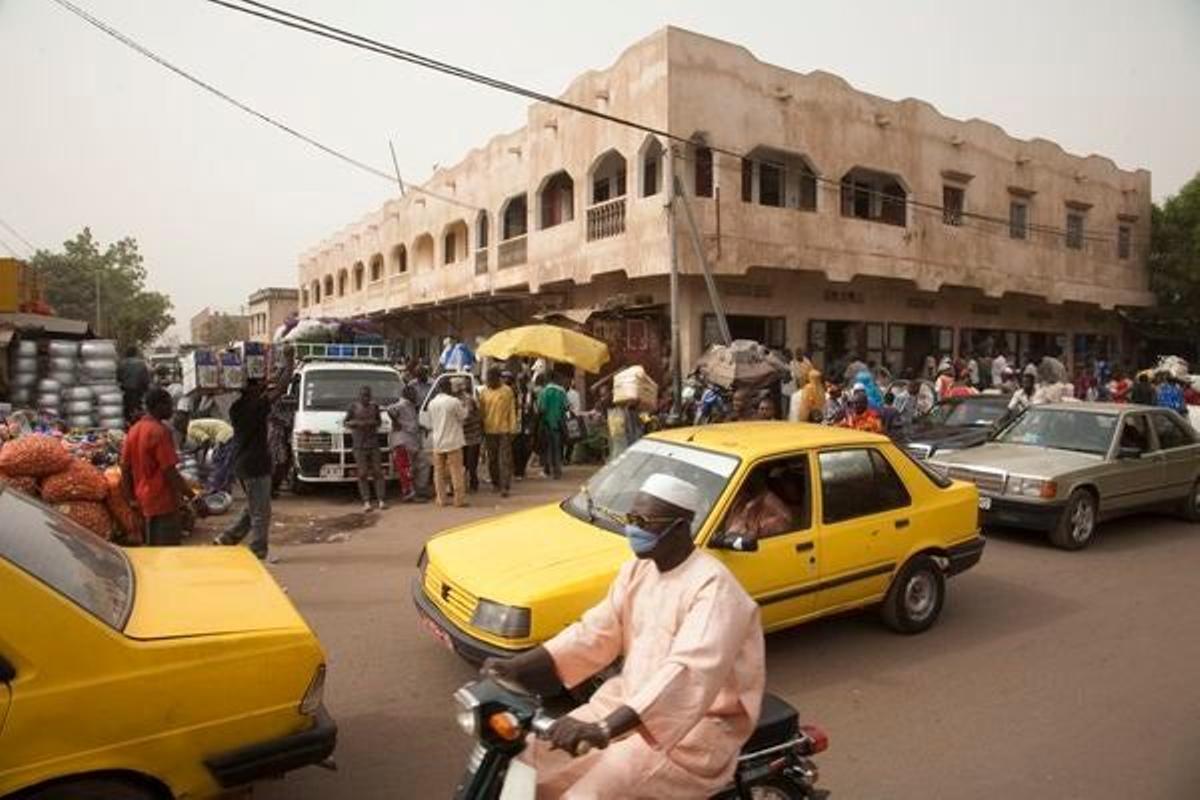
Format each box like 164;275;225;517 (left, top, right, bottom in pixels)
423;381;468;507
991;353;1009;389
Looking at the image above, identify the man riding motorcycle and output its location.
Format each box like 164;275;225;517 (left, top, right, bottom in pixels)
485;473;766;799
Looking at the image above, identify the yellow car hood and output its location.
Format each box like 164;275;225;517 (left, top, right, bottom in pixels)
426;504;630;602
123;547;308;640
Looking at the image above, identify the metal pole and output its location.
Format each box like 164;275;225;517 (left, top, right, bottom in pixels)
389;140;406;196
666;145;683;420
674;175;732;346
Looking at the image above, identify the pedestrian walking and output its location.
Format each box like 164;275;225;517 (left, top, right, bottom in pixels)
215;378;281;562
344;385;387;512
461;383;483;492
386;384;420;503
117;346;152;422
538;372;569;479
425;381;468;507
267;397;295;497
120;388;190;545
511;372;534;480
479;367;516;497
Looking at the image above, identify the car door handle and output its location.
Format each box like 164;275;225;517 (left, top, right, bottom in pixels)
795;541;814;553
895;518;910;529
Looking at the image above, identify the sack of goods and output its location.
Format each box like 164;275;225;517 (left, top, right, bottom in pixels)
104;466;143;543
55;501;114;538
0;434;73;477
0;471;39;495
41;458;109;503
613;365;659;412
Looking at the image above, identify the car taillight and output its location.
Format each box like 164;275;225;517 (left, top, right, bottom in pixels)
300;664;326;715
800;723;829;754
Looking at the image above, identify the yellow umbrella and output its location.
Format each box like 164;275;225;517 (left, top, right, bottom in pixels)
477;324;610;373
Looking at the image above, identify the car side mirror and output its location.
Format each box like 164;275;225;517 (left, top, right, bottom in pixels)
1118;446;1142;460
0;653;15;682
713;531;759;552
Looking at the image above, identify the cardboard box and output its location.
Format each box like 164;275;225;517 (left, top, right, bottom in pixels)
234;341;267;380
219;350;246;390
181;349;220;394
613;365;658;412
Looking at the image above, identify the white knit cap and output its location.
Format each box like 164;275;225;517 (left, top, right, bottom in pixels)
639;474;701;513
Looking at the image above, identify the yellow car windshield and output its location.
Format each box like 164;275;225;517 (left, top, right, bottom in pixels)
0;486;133;629
566;438;739;536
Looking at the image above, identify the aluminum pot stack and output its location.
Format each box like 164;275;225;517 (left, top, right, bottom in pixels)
81;340;124;430
9;340;38;406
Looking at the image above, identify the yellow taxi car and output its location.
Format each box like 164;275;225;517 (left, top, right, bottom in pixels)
414;422;986;662
0;486;335;800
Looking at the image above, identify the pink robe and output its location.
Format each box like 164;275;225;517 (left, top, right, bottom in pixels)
525;550;765;799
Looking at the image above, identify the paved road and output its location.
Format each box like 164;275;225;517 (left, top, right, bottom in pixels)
255;472;1200;799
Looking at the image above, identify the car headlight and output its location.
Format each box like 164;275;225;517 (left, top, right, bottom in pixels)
471;599;531;639
299;664;326;716
1007;476;1058;499
417;547;428;573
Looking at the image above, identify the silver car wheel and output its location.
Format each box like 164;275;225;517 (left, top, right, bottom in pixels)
904;572;937;621
1071;497;1095;543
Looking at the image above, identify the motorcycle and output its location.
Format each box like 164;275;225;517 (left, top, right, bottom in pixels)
451;676;830;799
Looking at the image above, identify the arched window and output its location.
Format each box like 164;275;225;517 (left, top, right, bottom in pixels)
537;171;575;229
501;194;528;240
337;269;348;297
741;147;819;211
312;280;321;304
392;243;408;274
476;210;489;250
413;233;435;271
693;145;713;197
442;220;468;265
353;262;365;291
840;167;908;227
588;150;627;204
638;136;665;197
323;275;334;298
301;287;309;308
369;253;384;282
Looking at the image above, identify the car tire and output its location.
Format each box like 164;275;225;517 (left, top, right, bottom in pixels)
290;467;312;495
881;555;945;634
23;777;162;800
1049;489;1097;550
1181;478;1200;523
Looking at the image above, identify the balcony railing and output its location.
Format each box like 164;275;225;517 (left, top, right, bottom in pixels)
498;236;527;269
587;197;626;241
475;248;489;275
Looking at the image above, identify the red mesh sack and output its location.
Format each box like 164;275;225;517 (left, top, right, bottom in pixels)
104;467;143;544
0;435;72;478
55;501;114;539
40;459;109;503
0;471;39;496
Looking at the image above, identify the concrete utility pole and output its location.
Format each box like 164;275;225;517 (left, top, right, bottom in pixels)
674;174;731;347
666;145;683;420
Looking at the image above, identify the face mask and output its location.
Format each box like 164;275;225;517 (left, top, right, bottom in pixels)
624;524;660;557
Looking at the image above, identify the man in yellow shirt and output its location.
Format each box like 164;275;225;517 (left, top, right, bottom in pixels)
478;366;517;497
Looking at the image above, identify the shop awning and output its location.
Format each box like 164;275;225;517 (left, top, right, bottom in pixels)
0;313;92;337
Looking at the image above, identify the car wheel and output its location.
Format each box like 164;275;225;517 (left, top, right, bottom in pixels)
290;467;313;495
1049;489;1097;550
25;777;162;800
1181;478;1200;523
881;555;945;634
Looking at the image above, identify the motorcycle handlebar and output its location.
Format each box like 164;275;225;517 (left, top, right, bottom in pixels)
530;712;592;756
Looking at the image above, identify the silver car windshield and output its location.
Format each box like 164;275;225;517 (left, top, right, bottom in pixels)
0;487;133;629
565;439;739;535
995;408;1117;455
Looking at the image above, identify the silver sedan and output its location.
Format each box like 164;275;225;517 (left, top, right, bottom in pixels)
929;403;1200;549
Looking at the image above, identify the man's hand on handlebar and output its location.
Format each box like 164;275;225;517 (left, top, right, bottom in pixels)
480;656;521;684
547;716;609;757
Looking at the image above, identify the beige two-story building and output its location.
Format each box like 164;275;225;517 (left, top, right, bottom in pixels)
298;27;1152;380
247;287;299;343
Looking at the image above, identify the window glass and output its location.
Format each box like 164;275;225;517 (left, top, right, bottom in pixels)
943;185;964;225
1066;213;1084;249
1009;201;1028;239
760;162;783;207
997;408;1116;455
721;457;810;540
820;450;884;524
1151;413;1193;450
871;450;912;511
0;487;133;629
1118;225;1131;260
1119;414;1152;452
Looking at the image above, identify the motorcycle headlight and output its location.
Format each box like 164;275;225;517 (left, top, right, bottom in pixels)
1007;476;1057;499
471;599;531;639
454;687;480;736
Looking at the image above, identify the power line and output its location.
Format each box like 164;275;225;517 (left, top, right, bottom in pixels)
47;0;478;213
0;236;19;257
0;216;37;253
202;0;1121;246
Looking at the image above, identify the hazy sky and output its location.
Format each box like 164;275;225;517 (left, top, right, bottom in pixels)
2;0;1197;339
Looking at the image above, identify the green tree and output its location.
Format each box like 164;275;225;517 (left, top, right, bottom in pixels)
197;312;246;346
30;228;175;350
1146;175;1200;339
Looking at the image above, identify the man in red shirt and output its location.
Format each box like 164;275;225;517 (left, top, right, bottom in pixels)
120;388;190;545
